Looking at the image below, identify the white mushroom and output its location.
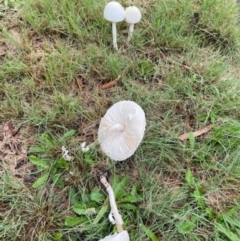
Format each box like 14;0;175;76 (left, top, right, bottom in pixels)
125;6;142;42
98;100;146;161
104;1;125;50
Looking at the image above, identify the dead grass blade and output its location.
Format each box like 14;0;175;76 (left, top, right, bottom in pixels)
178;124;213;141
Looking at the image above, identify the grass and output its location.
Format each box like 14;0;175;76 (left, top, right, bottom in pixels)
1;0;240;240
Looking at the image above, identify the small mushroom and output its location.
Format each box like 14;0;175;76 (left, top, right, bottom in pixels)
125;6;142;42
104;1;125;50
98;100;146;161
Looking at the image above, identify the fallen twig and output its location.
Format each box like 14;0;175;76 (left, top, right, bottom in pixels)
76;77;85;90
178;124;213;141
101;75;121;89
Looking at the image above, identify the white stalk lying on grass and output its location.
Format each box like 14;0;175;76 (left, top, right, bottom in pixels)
100;176;123;232
99;176;130;241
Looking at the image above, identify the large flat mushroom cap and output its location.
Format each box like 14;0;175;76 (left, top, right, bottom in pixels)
98;100;146;161
104;1;125;23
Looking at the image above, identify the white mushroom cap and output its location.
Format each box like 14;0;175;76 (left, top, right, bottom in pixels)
98;100;146;161
125;6;142;24
104;1;125;23
99;230;130;241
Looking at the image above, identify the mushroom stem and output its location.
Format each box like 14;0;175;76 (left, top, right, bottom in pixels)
128;24;134;42
112;22;118;50
100;176;123;233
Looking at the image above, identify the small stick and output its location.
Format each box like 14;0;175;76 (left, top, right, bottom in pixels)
101;75;121;89
76;77;85;90
100;176;123;233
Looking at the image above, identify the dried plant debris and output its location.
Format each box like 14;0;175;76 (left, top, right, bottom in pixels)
178;124;213;141
0;121;35;182
100;75;121;89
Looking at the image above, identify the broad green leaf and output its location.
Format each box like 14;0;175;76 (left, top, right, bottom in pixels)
121;184;141;203
28;146;45;153
41;133;54;145
52;173;64;188
73;203;86;215
115;176;130;198
131;184;140;198
73;208;86;215
118;203;137;212
52;233;63;240
90;187;105;203
120;195;136;203
140;224;159;241
54;158;69;170
64;216;87;227
93;200;109;224
68;187;79;205
29;156;50;169
85;208;96;215
84;152;93;164
73;204;96;216
32;172;48;188
178;220;196;234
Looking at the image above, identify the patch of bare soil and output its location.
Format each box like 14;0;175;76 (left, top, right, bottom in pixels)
0;121;36;183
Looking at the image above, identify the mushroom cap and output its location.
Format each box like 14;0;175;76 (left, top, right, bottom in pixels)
98;100;146;161
99;230;130;241
125;6;142;24
104;1;125;23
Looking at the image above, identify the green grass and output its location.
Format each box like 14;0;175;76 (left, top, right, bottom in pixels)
1;0;240;240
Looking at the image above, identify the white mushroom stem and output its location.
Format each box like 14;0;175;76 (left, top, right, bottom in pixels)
109;123;125;132
100;176;124;233
112;22;118;50
128;24;134;42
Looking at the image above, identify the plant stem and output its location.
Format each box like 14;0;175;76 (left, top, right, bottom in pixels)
112;22;118;50
128;24;134;42
100;176;123;232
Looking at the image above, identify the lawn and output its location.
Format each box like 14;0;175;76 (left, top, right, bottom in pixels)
1;0;240;240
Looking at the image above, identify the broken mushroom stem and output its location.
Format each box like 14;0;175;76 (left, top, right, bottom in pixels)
100;176;124;233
